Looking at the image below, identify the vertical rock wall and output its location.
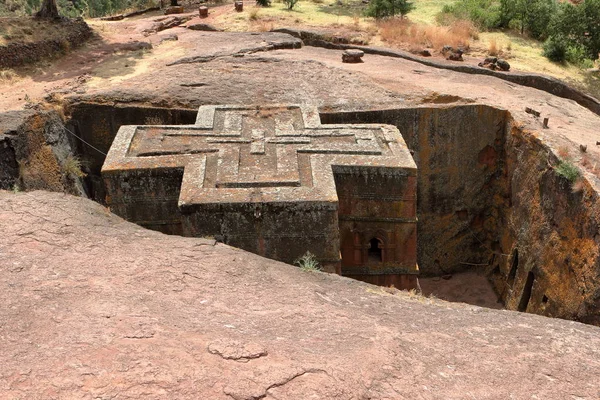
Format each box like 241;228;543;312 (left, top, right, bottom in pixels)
65;102;197;201
0;109;86;196
493;124;600;324
63;102;600;322
322;105;600;323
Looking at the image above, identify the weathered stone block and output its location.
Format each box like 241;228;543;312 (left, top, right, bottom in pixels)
342;49;364;63
165;6;184;14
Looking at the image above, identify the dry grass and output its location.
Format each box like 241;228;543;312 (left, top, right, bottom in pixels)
252;18;275;32
571;178;585;194
557;145;571;159
488;38;499;56
378;18;477;52
62;155;87;178
0;69;18;82
249;7;260;21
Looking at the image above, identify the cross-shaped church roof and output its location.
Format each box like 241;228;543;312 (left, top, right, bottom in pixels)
102;104;416;209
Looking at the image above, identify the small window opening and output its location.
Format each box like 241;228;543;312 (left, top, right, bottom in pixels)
542;295;549;304
368;238;383;263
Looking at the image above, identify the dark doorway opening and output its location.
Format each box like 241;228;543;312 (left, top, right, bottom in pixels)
368;238;383;263
518;271;535;312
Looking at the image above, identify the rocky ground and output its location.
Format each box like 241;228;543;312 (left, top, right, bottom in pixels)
1;190;599;399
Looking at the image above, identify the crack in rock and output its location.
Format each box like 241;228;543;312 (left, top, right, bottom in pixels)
223;368;327;400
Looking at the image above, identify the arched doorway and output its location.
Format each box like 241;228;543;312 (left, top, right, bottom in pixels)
368;238;383;263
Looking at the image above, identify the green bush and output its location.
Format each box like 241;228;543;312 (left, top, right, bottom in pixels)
555;160;580;183
365;0;415;19
283;0;299;9
524;0;557;39
547;0;600;62
439;0;501;30
543;35;568;62
566;43;591;66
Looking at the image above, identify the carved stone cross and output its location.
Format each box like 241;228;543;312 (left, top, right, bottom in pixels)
102;105;417;283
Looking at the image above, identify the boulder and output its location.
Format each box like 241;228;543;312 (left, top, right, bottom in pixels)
187;22;218;31
165;5;184;14
497;59;510;71
447;51;463;62
342;49;364;63
478;57;510;71
442;46;464;62
159;34;179;44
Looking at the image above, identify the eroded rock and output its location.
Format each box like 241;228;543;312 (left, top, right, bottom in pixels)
207;339;268;362
187;22;218;31
479;57;511;71
341;49;364;63
118;40;153;52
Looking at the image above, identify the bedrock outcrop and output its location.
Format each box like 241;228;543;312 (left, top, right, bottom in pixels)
1;190;599;399
0;109;85;195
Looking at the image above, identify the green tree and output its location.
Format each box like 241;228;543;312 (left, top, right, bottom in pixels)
498;0;557;38
36;0;59;17
365;0;415;19
546;0;600;61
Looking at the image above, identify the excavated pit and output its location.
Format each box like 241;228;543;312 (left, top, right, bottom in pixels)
54;101;600;324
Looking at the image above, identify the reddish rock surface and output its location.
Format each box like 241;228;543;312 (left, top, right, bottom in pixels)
1;190;600;399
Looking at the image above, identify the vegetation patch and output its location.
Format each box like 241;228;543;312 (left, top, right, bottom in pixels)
379;18;477;51
555;160;580;184
294;251;322;272
0;17;92;68
0;0;157;18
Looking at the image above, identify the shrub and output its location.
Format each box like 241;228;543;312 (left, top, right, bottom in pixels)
543;35;568;62
283;0;298;9
294;251;322;272
488;38;499;56
62;155;87;178
365;0;415;19
566;43;592;67
523;0;557;40
555;160;580;183
249;7;260;19
438;0;501;30
547;0;600;62
256;0;270;7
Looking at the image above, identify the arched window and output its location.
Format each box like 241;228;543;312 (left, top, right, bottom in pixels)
368;238;383;263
